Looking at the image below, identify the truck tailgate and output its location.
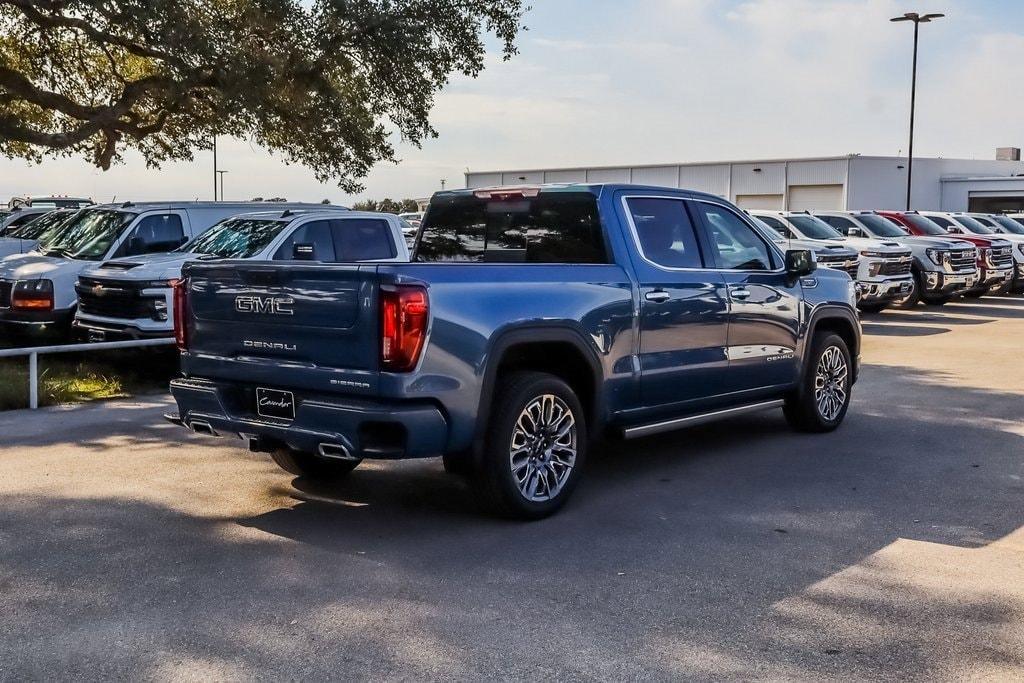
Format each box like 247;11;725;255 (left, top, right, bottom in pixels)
184;262;379;377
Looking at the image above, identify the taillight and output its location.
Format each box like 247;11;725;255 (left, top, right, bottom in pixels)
380;285;429;372
171;278;188;351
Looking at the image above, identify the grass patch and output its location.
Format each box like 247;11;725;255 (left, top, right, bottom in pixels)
0;348;179;411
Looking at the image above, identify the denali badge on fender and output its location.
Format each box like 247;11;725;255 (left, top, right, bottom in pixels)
235;295;294;315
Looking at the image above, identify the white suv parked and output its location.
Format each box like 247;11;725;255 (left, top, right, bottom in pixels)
73;209;409;341
750;210;913;312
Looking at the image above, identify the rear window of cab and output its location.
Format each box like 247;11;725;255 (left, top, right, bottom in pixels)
415;191;609;264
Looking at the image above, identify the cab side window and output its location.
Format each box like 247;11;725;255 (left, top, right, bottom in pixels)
275;220;336;261
332;219;396;261
929;215;955;230
626;197;704;269
118;213;185;256
697;204;775;271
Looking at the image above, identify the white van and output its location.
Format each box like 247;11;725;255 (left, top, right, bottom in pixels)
0;202;341;340
73;208;409;341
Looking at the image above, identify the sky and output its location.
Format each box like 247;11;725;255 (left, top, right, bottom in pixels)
1;0;1023;205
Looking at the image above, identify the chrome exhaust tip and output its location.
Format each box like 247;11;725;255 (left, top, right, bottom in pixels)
190;420;217;437
317;443;358;461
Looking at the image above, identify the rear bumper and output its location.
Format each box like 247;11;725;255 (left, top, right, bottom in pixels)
169;377;449;460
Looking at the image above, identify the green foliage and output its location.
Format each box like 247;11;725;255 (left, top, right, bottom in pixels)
352;197;420;213
0;0;525;192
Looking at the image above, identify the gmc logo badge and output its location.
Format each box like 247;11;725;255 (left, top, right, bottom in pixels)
235;295;294;315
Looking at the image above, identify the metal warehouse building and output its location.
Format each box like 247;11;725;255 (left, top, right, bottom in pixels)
465;153;1024;213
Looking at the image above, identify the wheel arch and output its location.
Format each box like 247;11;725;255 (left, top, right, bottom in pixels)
805;307;861;384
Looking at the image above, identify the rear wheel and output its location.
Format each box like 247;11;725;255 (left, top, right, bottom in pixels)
784;333;852;433
270;448;361;481
472;372;587;519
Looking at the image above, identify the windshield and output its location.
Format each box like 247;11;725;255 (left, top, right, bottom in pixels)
788;215;844;240
952;215;994;234
991;215;1024;235
10;211;70;240
857;213;907;237
181;218;286;258
42;209;135;260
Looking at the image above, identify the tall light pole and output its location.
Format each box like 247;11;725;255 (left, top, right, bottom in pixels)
891;11;944;211
212;136;218;201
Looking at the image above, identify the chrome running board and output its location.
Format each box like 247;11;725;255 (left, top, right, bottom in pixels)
622;399;785;439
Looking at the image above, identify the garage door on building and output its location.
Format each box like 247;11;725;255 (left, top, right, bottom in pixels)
787;184;843;211
734;194;784;210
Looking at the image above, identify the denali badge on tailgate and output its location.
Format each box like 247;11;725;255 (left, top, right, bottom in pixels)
235;295;294;315
256;388;295;420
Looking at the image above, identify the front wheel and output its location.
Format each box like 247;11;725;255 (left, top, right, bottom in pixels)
472;372;587;519
784;333;852;433
892;274;921;309
270;448;361;482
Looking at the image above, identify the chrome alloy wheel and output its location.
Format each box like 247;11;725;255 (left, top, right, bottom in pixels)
814;346;848;421
509;394;577;502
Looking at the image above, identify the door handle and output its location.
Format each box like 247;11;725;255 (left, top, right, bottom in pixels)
730;288;751;300
644;290;671;303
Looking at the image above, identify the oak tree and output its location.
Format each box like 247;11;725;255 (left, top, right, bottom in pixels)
0;0;524;191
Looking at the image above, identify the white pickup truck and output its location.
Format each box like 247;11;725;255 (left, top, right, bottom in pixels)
0;201;334;340
73;209;410;341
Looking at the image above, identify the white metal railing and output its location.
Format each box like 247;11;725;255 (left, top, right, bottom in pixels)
0;338;174;409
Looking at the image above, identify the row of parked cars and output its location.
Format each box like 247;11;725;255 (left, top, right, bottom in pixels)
0;201;413;341
1;185;1022;517
0;199;1019;342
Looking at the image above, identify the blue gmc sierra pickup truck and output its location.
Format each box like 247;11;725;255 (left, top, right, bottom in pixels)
168;184;861;518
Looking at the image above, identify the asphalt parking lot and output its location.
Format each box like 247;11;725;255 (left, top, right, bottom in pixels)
1;296;1022;680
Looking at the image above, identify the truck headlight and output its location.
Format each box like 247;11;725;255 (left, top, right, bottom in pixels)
12;278;55;311
141;279;178;289
925;248;950;266
860;250;886;258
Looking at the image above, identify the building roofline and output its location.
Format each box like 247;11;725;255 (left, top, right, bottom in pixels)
466;154;1024;177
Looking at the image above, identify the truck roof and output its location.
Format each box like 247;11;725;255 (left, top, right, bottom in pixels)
86;201;349;212
433;183;728;204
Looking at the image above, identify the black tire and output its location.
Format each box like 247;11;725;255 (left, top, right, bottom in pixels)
857;302;889;314
441;451;473;477
270;448;361;481
784;333;852;433
920;293;952;306
963;289;986;299
471;371;587;520
892;272;922;309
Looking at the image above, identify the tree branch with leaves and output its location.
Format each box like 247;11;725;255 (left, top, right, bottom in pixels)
0;0;525;191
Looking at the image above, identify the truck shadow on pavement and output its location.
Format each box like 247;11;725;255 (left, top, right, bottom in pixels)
1;367;1022;677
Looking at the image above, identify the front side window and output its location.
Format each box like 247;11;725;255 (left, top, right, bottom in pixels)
698;203;775;271
817;214;856;231
928;214;954;229
275;220;336;261
332;218;396;260
416;191;608;264
755;214;794;238
626;197;704;269
184;218;286;258
116;213;185;256
991;215;1024;235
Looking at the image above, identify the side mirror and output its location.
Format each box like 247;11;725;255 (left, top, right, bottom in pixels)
846;227;862;237
292;243;316;260
948;226;961;234
785;249;817;278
